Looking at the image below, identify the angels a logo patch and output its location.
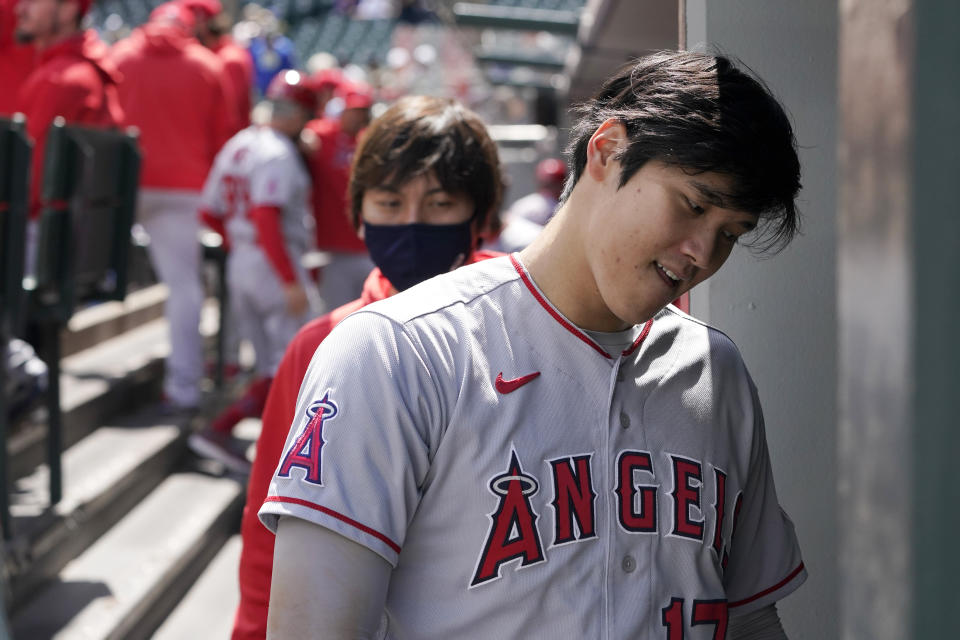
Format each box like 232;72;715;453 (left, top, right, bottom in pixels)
277;392;338;485
471;450;545;587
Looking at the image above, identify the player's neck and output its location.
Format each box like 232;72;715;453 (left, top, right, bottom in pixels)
519;195;628;333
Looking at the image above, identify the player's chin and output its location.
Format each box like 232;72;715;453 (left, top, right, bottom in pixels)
611;301;662;327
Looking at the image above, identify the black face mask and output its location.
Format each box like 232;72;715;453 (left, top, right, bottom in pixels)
363;221;473;292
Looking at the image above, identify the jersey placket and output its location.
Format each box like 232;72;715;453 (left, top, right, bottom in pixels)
608;350;656;636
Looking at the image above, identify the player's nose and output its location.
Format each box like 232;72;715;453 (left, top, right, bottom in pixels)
402;203;426;224
678;225;717;271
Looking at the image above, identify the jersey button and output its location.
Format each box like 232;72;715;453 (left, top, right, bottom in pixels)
619;411;630;429
622;554;636;573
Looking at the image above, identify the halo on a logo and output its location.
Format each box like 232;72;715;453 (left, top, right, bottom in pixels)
490;471;538;497
306;396;338;421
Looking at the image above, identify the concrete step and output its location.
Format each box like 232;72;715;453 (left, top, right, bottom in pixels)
151;535;242;640
61;285;168;358
10;470;245;640
8;318;170;482
9;297;228;484
5;411;187;611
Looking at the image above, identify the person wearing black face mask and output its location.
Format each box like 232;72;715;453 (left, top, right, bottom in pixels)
228;95;504;640
360;176;476;293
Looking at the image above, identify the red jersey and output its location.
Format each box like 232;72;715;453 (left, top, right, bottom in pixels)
212;36;253;132
304;117;366;253
16;30;124;218
231;250;501;640
110;23;234;190
0;0;35;116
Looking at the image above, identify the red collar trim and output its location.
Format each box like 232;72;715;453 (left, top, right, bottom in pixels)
510;253;654;361
510;253;611;359
623;319;654;357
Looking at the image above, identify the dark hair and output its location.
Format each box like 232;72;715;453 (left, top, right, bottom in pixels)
349;96;503;235
563;50;801;252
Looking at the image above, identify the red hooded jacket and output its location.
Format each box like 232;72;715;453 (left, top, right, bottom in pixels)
110;23;235;191
16;30;124;218
304;117;367;253
212;35;253;132
0;0;35;116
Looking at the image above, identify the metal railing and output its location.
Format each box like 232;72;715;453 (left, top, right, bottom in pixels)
1;117;141;536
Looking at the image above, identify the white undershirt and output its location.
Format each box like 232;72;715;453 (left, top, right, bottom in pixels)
584;325;642;355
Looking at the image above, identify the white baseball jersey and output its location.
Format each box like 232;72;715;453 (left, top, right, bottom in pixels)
260;254;805;639
200;125;319;376
200;125;314;262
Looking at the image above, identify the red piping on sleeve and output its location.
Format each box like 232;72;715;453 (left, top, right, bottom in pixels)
264;495;401;554
728;562;806;609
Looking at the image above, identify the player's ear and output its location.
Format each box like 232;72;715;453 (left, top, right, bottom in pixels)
585;118;627;183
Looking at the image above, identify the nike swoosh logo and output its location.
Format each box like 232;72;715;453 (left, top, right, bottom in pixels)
495;371;541;394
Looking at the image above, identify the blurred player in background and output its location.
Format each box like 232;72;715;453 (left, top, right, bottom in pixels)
14;0;124;270
304;66;342;118
305;80;374;309
189;70;321;470
231;94;503;640
109;1;236;413
492;157;566;253
0;0;34;115
180;0;253;132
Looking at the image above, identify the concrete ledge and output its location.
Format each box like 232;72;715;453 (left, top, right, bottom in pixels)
6;419;185;610
10;471;244;640
62;284;168;358
151;535;242;640
7;319;170;482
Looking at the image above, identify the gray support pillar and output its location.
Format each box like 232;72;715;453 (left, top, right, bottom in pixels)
911;1;960;635
839;1;960;638
837;2;913;636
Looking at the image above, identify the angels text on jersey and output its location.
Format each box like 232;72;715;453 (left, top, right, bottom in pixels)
277;398;745;590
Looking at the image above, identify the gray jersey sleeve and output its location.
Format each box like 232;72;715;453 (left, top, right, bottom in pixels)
723;378;806;613
259;310;445;566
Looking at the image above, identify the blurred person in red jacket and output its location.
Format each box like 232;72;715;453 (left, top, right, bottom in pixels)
304;66;342;116
179;0;253;132
14;0;123;269
109;2;237;413
230;94;503;640
304;79;373;309
0;0;34;115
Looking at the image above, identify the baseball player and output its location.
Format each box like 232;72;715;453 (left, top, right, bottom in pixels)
304;80;375;310
109;1;236;414
13;0;124;271
0;0;34;116
231;95;503;640
492;157;567;253
189;70;320;470
262;51;806;639
180;0;254;133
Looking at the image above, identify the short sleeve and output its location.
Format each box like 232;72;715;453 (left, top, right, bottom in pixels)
722;383;806;614
259;310;443;566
